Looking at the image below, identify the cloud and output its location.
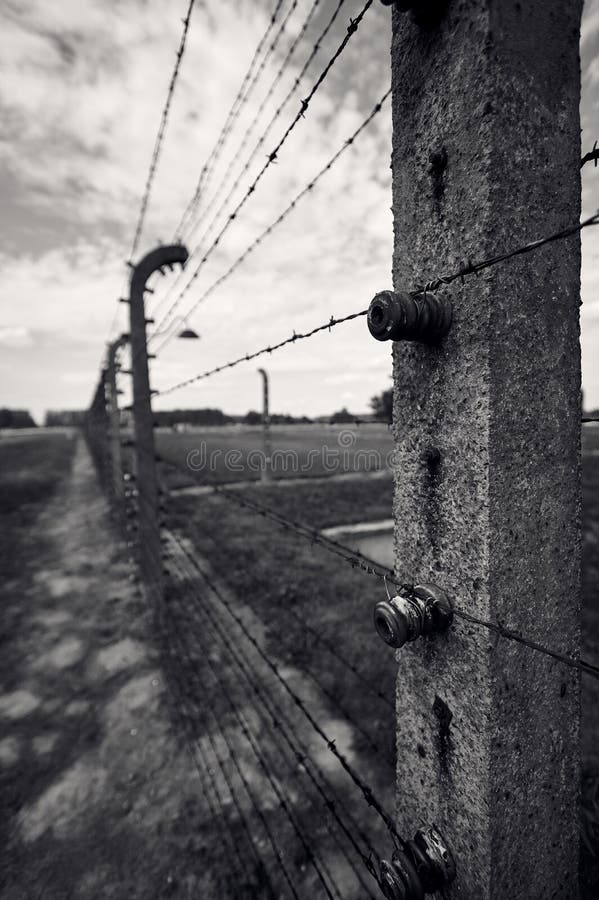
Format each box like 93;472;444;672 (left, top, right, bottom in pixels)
2;0;599;420
0;326;34;348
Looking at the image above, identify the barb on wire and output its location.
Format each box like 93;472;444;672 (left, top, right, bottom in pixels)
153;88;390;356
152;0;373;337
168;529;404;844
179;0;345;261
417;210;599;294
175;0;287;241
129;0;196;262
581;141;599;169
157;309;367;394
168;551;382;896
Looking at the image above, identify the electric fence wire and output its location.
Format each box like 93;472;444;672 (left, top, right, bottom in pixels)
168;528;405;844
181;0;324;248
155;206;599;395
150;0;373;339
168;546;383;896
152;452;599;682
155;603;264;892
174;0;287;242
102;0;196;346
129;0;197;263
174;0;347;266
155;0;327;319
165;566;345;900
153;88;390;356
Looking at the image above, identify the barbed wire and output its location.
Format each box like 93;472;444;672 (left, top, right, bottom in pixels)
169;528;405;844
177;0;348;266
156;309;367;393
174;0;287;241
416;209;599;294
581;142;599;169
170;552;383;896
166;575;344;900
154;206;599;394
155;0;347;323
155;457;599;682
151;0;373;338
155;601;264;891
129;0;197;263
153;89;390;357
182;0;324;249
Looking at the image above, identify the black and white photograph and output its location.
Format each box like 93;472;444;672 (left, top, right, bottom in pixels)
1;0;598;896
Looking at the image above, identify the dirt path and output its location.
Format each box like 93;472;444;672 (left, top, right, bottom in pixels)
0;440;214;899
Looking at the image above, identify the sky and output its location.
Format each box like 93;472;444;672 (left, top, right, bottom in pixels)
1;0;599;422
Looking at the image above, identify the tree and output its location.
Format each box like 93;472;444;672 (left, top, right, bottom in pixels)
329;407;354;424
370;387;393;423
0;408;36;428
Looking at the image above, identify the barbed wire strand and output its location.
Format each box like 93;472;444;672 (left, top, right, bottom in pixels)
156;0;347;323
416;209;599;294
153;0;328;319
154;460;599;682
177;0;347;261
169;549;382;896
129;0;197;263
164;590;307;899
155;601;265;892
155;206;599;394
581;142;599;169
174;0;287;242
181;0;324;250
153;89;390;357
156;478;395;746
168;528;405;844
150;0;373;338
166;568;344;900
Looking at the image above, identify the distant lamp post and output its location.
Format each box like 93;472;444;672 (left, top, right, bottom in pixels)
257;367;271;482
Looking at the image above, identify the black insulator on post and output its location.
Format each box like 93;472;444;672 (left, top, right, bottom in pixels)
367;290;452;343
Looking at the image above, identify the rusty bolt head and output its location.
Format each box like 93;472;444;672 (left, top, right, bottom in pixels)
374;585;452;649
412;826;456;890
373;595;423;648
379;849;424;900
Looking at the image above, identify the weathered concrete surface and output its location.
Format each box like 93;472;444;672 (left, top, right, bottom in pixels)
390;2;583;897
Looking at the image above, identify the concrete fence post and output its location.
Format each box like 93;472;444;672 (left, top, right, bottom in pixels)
106;333;129;503
257;367;272;482
128;244;188;597
385;2;583;896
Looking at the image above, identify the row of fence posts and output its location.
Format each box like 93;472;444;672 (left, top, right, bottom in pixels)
84;0;586;891
86;243;274;602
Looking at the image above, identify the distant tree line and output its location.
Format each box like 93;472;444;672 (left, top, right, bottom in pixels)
154;408;233;427
0;408;36;428
243;411;313;425
45;410;86;426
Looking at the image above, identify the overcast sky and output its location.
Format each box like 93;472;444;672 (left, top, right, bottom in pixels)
1;0;599;422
